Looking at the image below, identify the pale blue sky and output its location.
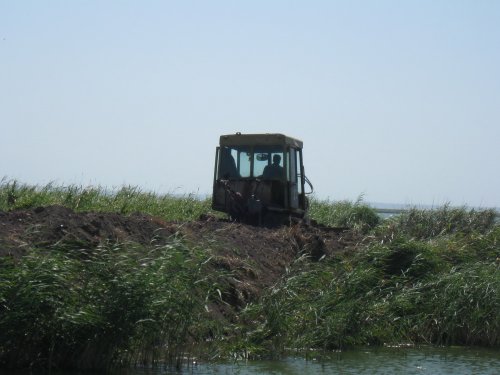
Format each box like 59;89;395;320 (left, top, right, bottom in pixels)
1;1;499;207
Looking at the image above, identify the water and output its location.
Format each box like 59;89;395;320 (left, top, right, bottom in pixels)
3;347;498;374
119;347;499;375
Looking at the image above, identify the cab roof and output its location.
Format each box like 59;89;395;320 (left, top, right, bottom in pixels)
219;133;303;149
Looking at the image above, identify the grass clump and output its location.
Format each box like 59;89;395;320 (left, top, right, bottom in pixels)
309;195;380;232
0;239;223;370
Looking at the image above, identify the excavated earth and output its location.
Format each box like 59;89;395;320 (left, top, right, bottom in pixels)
0;205;363;319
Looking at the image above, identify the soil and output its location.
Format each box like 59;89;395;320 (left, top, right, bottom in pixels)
0;205;363;319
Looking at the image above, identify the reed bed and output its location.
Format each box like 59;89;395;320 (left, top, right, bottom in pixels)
238;225;500;354
0;239;225;370
1;179;499;368
376;204;497;240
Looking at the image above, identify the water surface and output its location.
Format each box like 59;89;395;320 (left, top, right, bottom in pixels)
123;347;499;375
3;347;499;375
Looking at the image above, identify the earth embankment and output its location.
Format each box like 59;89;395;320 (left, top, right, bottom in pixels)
0;205;360;309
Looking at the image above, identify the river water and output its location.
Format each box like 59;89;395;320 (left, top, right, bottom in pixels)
3;347;499;374
118;347;499;375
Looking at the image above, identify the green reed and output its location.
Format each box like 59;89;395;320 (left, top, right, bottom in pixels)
236;225;500;354
0;238;227;370
376;204;497;240
0;179;214;222
308;195;380;232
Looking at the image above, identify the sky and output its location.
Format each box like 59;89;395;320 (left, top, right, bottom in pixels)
1;1;499;207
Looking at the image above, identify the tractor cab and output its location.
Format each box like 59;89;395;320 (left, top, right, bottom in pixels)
212;133;313;225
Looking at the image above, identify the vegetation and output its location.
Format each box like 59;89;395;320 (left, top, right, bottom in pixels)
239;228;499;354
0;178;213;222
0;239;226;369
0;180;499;369
309;195;380;232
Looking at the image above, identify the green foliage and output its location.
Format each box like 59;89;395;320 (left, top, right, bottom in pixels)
376;204;497;240
239;227;500;353
0;239;220;370
309;196;380;232
418;262;499;346
0;179;214;222
367;238;444;279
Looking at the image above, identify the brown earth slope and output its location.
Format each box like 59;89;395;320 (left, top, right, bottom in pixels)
0;205;362;314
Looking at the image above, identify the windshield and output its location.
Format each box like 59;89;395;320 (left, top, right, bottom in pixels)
218;146;284;179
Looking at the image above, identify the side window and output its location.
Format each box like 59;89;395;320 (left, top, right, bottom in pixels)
237;149;251;178
296;149;303;194
218;147;240;179
287;151;292;181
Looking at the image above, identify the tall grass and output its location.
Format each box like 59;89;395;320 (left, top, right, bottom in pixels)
237;225;500;354
308;196;380;231
0;238;225;370
376;204;497;240
0;179;214;221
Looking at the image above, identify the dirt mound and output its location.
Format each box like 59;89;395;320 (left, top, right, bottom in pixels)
0;205;361;317
0;205;176;257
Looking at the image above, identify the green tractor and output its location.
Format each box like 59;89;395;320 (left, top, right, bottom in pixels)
212;133;313;226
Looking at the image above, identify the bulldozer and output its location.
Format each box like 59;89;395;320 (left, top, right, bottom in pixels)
212;133;313;226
